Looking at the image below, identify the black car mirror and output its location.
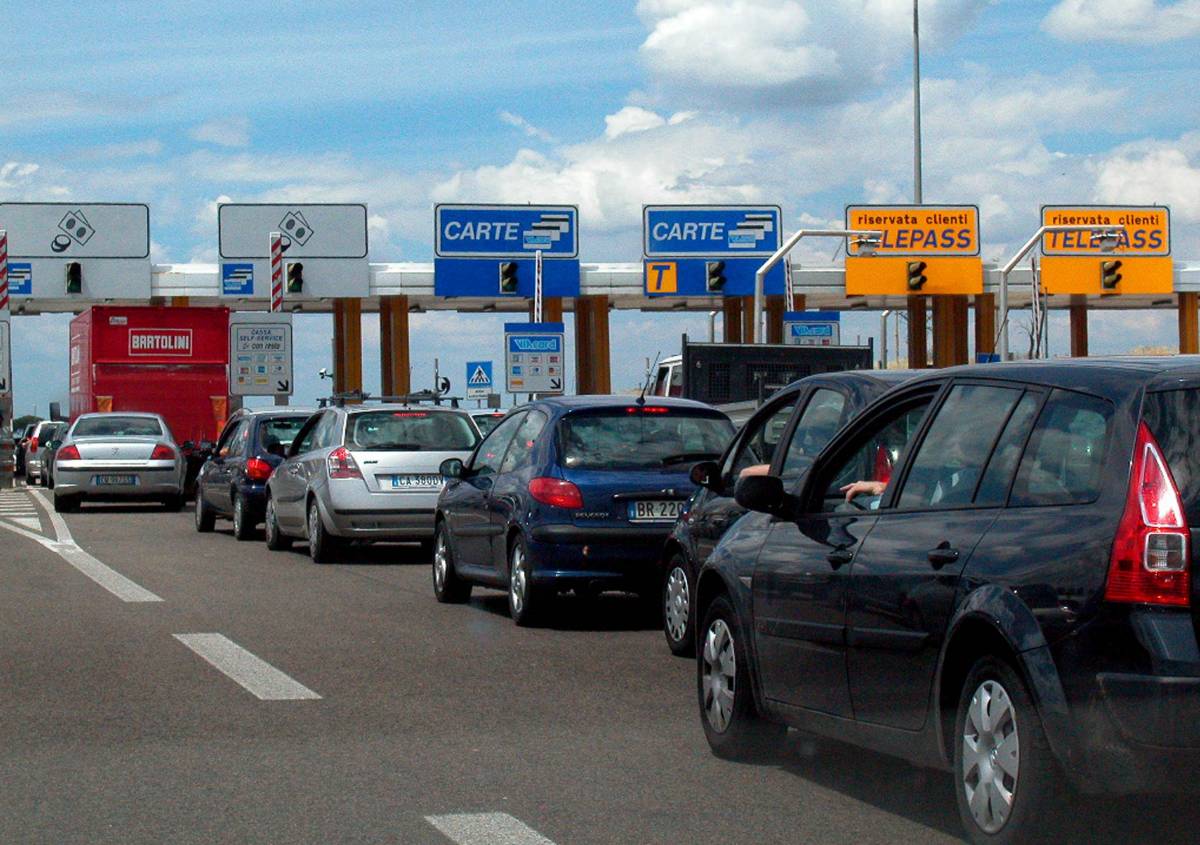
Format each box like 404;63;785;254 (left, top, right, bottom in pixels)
734;474;797;520
182;440;195;451
690;460;721;491
440;458;465;479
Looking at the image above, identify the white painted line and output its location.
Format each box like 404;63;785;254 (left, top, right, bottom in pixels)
426;813;557;845
173;634;321;701
11;517;40;530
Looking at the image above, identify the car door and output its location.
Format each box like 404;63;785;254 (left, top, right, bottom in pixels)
752;385;940;716
489;409;550;576
845;382;1041;731
203;420;245;515
273;412;324;529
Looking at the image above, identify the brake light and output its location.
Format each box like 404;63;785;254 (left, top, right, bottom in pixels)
873;444;894;485
245;457;273;482
626;406;670;414
29;437;38;453
57;444;81;461
1105;421;1190;607
529;477;583;509
327;446;362;480
151;444;176;461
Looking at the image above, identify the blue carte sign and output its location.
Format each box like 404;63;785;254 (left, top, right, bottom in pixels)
436;204;578;258
643;205;782;258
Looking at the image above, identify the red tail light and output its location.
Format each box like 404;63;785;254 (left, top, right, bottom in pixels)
57;444;81;461
1105;421;1191;607
873;444;894;486
326;446;362;480
529;477;583;509
245;457;273;482
151;444;176;461
29;437;38;453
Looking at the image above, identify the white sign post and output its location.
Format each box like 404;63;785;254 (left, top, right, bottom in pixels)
229;312;294;400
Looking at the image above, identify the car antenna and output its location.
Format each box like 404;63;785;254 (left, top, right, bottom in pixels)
637;351;661;406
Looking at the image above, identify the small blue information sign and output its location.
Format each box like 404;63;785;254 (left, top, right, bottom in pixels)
504;322;565;395
782;311;841;346
221;263;255;296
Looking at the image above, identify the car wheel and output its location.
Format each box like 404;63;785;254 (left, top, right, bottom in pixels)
698;595;784;760
508;536;544;626
194;489;216;532
663;554;695;657
264;496;292;551
432;523;471;604
54;494;80;513
232;493;255;541
307;499;339;564
954;656;1061;845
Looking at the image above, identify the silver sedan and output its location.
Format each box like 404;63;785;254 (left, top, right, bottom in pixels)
52;412;187;513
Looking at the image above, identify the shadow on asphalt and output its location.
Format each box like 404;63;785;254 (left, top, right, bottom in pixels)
468;590;659;632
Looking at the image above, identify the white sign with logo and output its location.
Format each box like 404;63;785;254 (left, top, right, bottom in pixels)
229;312;294;396
504;322;565;395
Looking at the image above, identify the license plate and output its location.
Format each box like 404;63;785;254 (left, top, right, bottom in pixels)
388;474;442;490
94;474;137;486
628;500;682;522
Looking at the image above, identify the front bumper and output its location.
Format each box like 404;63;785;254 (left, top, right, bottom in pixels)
526;522;672;590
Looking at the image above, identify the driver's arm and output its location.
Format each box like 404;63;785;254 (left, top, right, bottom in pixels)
840;479;887;502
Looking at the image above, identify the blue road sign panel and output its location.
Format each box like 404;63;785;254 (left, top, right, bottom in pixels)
221;263;254;296
504;322;565;395
8;262;32;295
642;257;786;297
643;205;782;258
435;257;580;298
436;205;578;259
783;311;841;346
466;360;494;398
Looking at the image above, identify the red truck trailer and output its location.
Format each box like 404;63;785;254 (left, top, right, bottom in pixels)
69;306;231;446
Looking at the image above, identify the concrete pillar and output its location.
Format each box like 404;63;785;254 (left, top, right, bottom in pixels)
1069;297;1088;358
722;298;743;343
766;296;785;344
333;298;363;397
792;294;807;312
974;293;996;360
932;295;969;367
379;295;410;398
574;295;611;394
1179;293;1199;355
907;297;928;368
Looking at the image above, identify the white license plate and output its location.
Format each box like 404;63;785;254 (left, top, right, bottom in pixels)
628;500;682;522
388;474;442;489
94;474;137;486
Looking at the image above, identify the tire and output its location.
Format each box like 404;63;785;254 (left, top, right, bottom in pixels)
307;498;339;564
264;496;292;551
697;595;784;760
432;523;471;603
507;535;545;626
194;489;216;532
231;493;255;541
663;554;696;657
54;494;80;513
162;494;184;512
953;656;1062;845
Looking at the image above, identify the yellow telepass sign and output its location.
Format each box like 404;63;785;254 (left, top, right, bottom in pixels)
845;205;980;256
1041;205;1170;256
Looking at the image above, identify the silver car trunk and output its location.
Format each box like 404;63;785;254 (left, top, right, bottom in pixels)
351;449;472;493
73;436;162;463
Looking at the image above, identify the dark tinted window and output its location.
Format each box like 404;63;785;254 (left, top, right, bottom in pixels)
973;392;1041;506
1143;389;1200;525
347;410;478;451
500;410;549;473
559;409;732;470
729;395;800;477
72;416;163;438
472;413;507;436
472;412;526;475
820;396;934;512
258;416;308;456
898;385;1023;510
1010;390;1113;507
780;389;847;481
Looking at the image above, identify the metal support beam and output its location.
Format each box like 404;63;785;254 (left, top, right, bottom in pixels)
171;297;190;307
766;296;785;344
529;297;563;322
333;298;363;397
722;298;743;344
1180;293;1199;355
380;295;410;397
908;297;928;368
740;296;755;343
974;293;996;359
932;297;955;368
1069;297;1089;358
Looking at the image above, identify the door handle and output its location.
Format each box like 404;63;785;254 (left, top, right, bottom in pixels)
827;547;854;569
928;542;960;569
288;464;302;475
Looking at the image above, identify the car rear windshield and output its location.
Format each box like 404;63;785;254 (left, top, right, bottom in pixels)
558;408;733;470
346;410;479;451
258;417;308;455
72;416;163;438
473;413;507;436
1143;388;1200;524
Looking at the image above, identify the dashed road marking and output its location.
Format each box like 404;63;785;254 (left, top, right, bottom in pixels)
173;633;321;701
425;813;557;845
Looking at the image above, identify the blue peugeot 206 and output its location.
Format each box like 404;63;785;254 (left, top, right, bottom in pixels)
433;396;735;625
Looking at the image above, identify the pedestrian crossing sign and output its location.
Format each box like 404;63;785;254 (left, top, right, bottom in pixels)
466;360;493;398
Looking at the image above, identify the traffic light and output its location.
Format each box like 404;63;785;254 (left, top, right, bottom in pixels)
499;261;519;294
906;261;928;291
705;261;727;294
65;261;82;294
1101;260;1123;290
286;262;304;294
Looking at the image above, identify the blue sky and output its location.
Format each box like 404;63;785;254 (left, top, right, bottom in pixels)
5;0;1200;416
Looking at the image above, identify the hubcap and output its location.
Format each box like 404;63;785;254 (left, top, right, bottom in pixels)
510;547;526;614
309;506;319;544
962;679;1020;834
701;619;737;733
234;497;243;530
665;566;690;642
434;533;448;591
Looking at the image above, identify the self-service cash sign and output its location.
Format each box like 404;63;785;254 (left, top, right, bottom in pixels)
1040;206;1172;295
844;205;983;296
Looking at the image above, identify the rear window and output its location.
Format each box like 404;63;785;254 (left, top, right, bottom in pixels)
257;417;308;455
473;413;507;436
1009;390;1112;507
1143;389;1200;525
72;416;163;438
346;410;479;451
558;408;733;470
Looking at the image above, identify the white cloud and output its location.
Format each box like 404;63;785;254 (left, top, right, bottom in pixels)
605;106;666;138
77;139;163;160
189;117;251;148
498;111;556;143
1043;0;1200;44
1093;134;1200;221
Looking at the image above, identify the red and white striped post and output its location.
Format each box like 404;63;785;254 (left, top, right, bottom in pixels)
0;229;9;315
269;232;283;313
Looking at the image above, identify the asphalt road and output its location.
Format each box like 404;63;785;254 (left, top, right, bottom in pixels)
1;482;1197;844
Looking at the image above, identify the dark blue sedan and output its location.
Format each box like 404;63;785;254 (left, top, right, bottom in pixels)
433;396;734;625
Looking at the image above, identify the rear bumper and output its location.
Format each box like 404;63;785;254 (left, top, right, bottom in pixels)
54;464;183;498
526;523;672;590
325;485;440;539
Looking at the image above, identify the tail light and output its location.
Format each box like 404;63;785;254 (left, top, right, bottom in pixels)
873;444;894;485
529;477;583;509
151;444;176;461
245;457;273;482
57;444;81;462
29;437;38;453
326;446;362;480
1105;421;1191;607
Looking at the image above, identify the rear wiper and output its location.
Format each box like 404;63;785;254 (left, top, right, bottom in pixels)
660;451;720;466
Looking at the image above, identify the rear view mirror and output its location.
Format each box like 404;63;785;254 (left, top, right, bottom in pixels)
734;474;797;520
690;460;720;491
440;458;465;479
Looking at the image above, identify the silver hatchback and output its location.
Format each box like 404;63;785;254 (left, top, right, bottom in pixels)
264;404;480;562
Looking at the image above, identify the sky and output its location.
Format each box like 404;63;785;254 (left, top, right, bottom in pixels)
5;0;1200;416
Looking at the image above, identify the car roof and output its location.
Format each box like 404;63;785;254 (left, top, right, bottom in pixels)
340;403;470;414
75;411;164;419
230;407;317;420
903;356;1200;396
533;394;722;412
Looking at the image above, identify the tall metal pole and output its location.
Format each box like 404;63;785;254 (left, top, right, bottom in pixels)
913;0;923;204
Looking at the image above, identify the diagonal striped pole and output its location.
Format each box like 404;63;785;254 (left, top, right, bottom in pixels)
269;232;283;313
0;229;9;315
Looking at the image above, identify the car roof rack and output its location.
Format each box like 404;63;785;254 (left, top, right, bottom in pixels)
319;390;462;409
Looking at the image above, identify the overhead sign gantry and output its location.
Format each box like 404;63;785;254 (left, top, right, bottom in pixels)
642;205;785;296
1040;205;1172;295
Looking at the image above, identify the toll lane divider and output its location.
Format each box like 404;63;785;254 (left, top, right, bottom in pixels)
173;633;321;700
426;813;557;845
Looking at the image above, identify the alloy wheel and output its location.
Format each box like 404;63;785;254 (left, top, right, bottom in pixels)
664;566;690;642
701;618;737;733
234;496;244;533
510;546;527;615
434;532;449;592
961;679;1020;834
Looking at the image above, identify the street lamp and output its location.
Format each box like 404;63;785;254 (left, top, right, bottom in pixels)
996;225;1124;360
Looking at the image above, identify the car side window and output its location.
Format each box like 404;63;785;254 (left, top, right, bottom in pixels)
313;412;340;449
896;385;1024;511
291;415;323;456
973;391;1042;507
726;392;802;479
499;410;548;474
216;421;246;458
471;412;527;476
1009;390;1113;507
779;389;847;482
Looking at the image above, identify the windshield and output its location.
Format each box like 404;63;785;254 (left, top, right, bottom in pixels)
473;413;507;436
259;417;308;454
346;410;479;451
558;408;733;470
72;416;164;438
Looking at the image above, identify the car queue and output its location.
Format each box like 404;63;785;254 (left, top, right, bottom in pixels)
28;355;1200;845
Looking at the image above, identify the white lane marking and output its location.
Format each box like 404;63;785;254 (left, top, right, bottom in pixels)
425;813;557;845
173;634;321;701
11;517;40;530
29;489;74;543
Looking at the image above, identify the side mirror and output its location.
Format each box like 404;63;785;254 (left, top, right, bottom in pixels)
689;460;721;492
734;474;797;520
440;458;465;479
182;440;195;452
